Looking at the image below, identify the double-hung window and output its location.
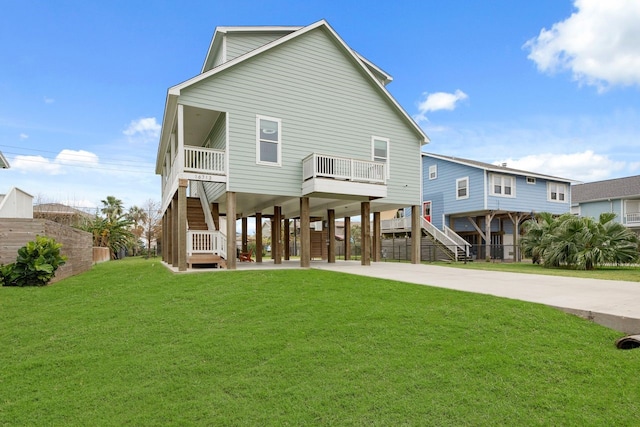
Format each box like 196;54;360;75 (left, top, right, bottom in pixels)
429;165;437;180
548;182;567;202
490;173;515;197
456;177;469;199
372;137;389;178
256;115;281;166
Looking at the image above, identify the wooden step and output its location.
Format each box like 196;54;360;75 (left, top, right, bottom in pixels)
188;254;226;269
186;197;208;231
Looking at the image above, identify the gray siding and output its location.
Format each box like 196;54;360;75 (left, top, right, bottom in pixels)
225;32;289;62
207;113;226;150
213;46;225;68
180;27;422;206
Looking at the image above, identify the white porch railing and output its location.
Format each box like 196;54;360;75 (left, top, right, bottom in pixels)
626;212;640;225
381;217;411;231
303;153;386;184
187;231;227;260
184;146;225;175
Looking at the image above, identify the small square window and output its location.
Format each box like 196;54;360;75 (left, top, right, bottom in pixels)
526;177;536;184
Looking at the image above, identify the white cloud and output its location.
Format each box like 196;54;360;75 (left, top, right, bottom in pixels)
494;150;625;182
12;155;62;174
524;0;640;90
123;117;161;143
19;133;28;140
11;149;100;175
55;149;100;166
414;90;468;123
44;97;55;104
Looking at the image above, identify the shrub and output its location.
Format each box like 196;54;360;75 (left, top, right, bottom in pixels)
0;235;67;287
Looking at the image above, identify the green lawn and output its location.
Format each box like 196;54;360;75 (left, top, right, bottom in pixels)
2;258;639;425
435;260;640;282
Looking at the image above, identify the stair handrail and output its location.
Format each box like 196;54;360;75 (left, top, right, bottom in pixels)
421;217;462;261
443;225;471;259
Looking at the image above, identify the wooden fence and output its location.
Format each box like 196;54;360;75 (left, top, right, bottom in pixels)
0;218;93;283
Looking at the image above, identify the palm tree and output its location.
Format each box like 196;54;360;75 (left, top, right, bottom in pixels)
101;196;123;222
521;212;639;270
127;205;147;256
521;212;563;265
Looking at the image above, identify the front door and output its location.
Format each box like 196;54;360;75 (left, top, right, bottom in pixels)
423;201;432;222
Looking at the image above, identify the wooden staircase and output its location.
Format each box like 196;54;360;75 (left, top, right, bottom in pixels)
187;197;226;268
187;197;208;230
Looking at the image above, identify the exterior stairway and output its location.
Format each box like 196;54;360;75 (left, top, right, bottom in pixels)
187;197;208;230
380;216;471;262
186;197;226;268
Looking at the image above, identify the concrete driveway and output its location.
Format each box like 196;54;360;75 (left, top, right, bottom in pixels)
313;261;640;334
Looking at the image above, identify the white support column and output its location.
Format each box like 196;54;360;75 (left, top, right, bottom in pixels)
177;104;185;176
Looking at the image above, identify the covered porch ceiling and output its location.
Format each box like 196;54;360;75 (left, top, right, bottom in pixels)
209;191;404;220
181;105;221;148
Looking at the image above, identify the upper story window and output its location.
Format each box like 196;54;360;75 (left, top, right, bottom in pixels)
490;173;515;197
429;165;437;180
372;137;390;178
526;176;536;184
548;182;567;202
456;177;469;199
256;115;281;166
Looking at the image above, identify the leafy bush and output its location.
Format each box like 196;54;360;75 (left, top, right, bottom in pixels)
0;236;67;286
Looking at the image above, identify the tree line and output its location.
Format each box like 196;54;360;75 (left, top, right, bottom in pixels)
78;196;161;259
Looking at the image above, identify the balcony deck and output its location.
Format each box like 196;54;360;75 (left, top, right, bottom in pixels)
301;153;387;199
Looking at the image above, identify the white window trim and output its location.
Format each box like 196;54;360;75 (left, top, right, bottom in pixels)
429;165;437;180
489;173;516;198
256;115;282;166
371;136;390;178
547;182;568;203
526;176;536;185
456;177;469;200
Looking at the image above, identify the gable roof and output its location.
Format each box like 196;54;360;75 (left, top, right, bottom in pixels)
423;152;575;183
157;20;427;172
572;175;640;203
0;151;9;169
201;26;302;73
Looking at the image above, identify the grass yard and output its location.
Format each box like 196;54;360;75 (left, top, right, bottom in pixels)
2;258;639;425
435;260;640;282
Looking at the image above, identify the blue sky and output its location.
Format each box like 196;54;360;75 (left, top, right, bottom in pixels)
2;0;639;211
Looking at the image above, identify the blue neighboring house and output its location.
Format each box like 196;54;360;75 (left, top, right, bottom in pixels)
571;175;640;235
421;153;574;260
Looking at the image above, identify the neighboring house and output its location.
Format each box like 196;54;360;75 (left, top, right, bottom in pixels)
0;150;9;169
571;175;640;235
155;20;429;270
33;203;94;227
0;187;34;219
418;153;574;260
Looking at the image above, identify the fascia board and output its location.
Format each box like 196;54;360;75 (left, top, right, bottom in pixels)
422;153;576;183
0;151;9;169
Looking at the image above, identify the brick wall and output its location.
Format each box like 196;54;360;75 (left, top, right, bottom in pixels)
0;218;93;283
